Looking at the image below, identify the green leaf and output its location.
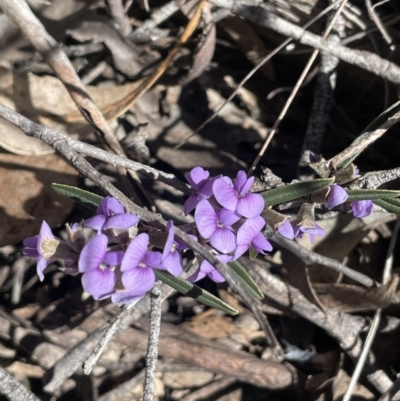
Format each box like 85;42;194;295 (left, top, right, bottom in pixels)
249;248;258;261
339;99;400;168
228;260;264;300
52;183;103;211
347;189;400;202
374;198;400;214
261;178;334;206
154;270;238;315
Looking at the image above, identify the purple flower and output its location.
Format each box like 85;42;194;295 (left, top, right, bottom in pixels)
352;200;373;218
309;152;321;163
189;254;231;283
279;220;326;244
234;216;273;259
23;221;59;281
121;233;166;296
85;196;139;232
327;185;349;209
184;167;218;215
161;221;184;276
111;291;144;305
213;171;264;218
195;200;240;254
78;234;122;300
277;220;296;240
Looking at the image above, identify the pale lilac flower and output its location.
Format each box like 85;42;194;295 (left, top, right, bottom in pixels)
327;185;349;209
213;171;264;218
277;220;296;240
23;221;59;281
189;254;231;283
279;220;326;244
234;216;272;259
78;234;122;300
352;200;373;218
121;233;166;296
111;291;144;305
184;167;219;215
161;221;184;276
195;200;240;254
85;196;139;232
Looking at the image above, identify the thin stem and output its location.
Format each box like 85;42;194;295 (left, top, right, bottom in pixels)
343;219;400;401
142;281;162;401
248;0;349;176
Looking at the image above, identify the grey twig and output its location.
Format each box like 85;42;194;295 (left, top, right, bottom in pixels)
83;298;141;375
343;219;400;401
248;0;349;175
175;0;343;149
349;168;400;190
209;0;400;85
107;0;132;36
0;366;41;401
43;327;105;394
298;0;345;176
270;232;375;287
142;281;162;401
365;0;393;48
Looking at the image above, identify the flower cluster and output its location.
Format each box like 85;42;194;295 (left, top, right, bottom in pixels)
24;164;377;303
24;197;184;304
184;167;272;282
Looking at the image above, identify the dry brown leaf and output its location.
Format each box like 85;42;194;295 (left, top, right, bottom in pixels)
332;369;374;401
0;64;144;155
314;275;399;313
0;152;78;246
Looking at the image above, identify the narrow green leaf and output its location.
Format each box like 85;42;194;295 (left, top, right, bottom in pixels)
261;178;334;206
52;183;103;211
228;260;264;300
154;270;238;315
374;198;400;214
347;189;400;202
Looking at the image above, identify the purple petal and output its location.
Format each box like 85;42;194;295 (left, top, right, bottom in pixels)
98;197;124;216
23;237;38;248
163;221;175;259
84;215;106;231
37;257;48;281
210;227;236;253
300;224;326;237
104;251;124;267
111;291;144;305
251;233;273;254
103;214;139;230
143;251;164;269
327;185;348;209
78;234;108;273
120;233;149;272
185;167;210;189
309;152;321;163
234;171;247;193
184;194;199;215
188;266;207;282
217;208;241;226
161;251;183;276
81;269;116;300
122;266;155;296
237;193;264;218
213;178;238;211
236;216;265;246
194;200;217;239
352;200;373;218
39;220;54;241
198;179;215;200
24;248;40;258
208;269;226;283
277;220;295;240
233;244;249;260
